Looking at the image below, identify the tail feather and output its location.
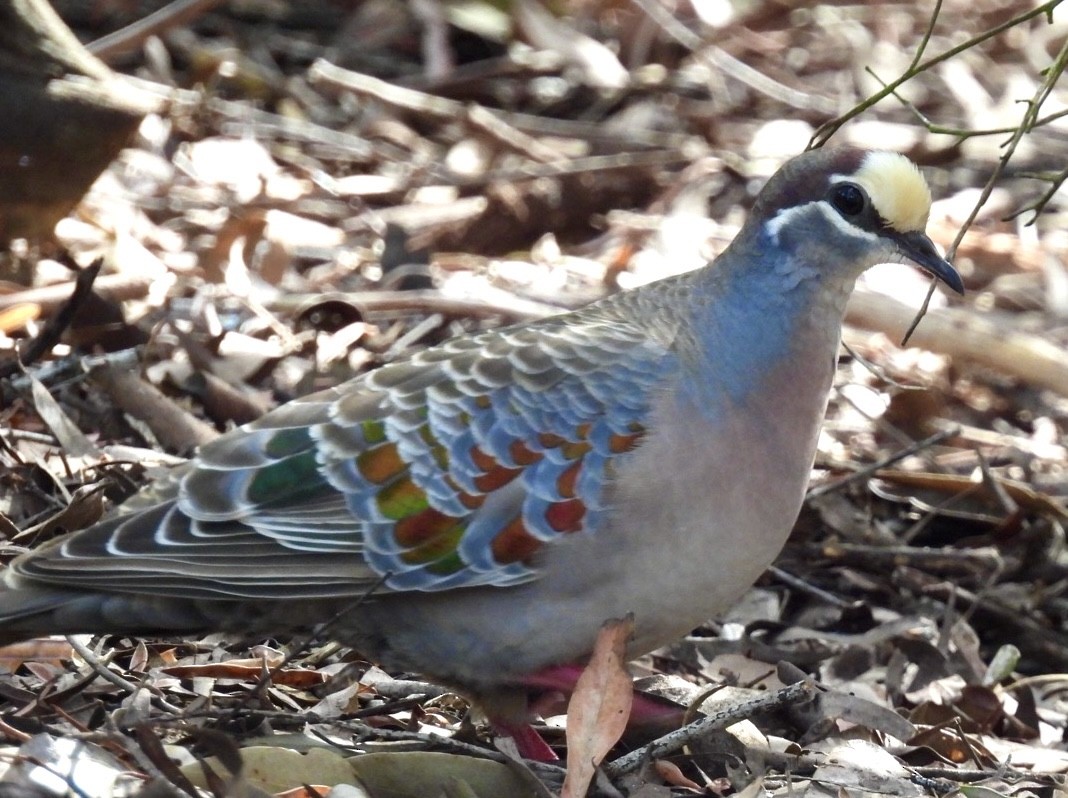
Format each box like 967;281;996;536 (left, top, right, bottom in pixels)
0;584;214;644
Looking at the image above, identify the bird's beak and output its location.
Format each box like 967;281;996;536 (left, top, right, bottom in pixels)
894;230;964;295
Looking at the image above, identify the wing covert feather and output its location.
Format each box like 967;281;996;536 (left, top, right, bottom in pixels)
15;299;682;599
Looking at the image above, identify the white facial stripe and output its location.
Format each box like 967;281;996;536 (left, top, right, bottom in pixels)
764;200;880;247
816;200;879;241
763;202;806;243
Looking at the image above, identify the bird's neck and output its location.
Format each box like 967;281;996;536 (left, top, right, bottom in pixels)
678;236;855;416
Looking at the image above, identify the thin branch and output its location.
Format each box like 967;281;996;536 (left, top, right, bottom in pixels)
810;0;1063;147
87;0;225;61
901;31;1068;345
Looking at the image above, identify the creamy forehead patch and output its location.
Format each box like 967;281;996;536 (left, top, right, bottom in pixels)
847;151;932;233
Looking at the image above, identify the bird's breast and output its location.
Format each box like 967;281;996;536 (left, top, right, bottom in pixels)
536;322;841;655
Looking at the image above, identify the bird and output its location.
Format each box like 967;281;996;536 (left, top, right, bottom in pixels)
0;147;962;760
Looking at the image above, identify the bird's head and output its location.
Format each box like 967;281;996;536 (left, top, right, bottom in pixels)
747;147;964;295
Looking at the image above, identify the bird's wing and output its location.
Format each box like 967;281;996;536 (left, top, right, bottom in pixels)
14;305;679;600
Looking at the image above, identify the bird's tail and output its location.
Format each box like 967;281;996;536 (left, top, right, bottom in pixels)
0;584;211;644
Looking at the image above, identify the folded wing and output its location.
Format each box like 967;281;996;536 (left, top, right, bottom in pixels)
12;303;679;600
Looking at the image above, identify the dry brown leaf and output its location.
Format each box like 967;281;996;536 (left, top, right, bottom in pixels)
14;482;107;545
562;614;634;798
0;639;74;672
874;469;1068;520
653;759;703;791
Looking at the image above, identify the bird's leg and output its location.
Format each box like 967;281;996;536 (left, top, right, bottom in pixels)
491;719;560;762
479;682;562;761
496;663;687;761
522;663;684;725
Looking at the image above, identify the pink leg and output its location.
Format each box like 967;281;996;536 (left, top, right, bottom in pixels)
492;664;686;760
522;664;686;726
520;664;588;693
629;691;688;726
492;720;559;762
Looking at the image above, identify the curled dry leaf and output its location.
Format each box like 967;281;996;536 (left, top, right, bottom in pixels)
562;614;634;798
653;759;703;791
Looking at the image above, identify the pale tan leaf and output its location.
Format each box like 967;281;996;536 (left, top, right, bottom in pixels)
347;751;538;797
562;614;634;798
0;639;75;673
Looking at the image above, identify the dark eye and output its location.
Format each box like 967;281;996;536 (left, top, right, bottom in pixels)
831;183;866;216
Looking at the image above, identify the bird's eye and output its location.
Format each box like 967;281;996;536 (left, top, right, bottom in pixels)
831;183;866;217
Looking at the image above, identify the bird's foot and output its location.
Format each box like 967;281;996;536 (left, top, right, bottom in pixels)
492;719;559;762
490;664;687;761
522;663;684;726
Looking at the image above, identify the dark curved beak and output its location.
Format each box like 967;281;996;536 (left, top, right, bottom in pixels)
894;230;964;295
